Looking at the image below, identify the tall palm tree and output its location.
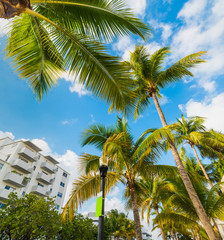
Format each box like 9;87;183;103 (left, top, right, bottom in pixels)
179;147;215;183
1;0;150;112
171;115;223;188
127;45;219;239
62;118;177;240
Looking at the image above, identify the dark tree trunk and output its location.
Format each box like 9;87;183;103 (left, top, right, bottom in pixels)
0;0;30;19
129;183;143;240
151;92;219;240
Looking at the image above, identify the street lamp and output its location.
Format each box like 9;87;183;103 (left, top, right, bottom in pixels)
97;156;108;240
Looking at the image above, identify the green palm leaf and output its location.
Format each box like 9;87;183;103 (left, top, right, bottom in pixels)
5;13;63;100
62;171;122;221
32;0;150;41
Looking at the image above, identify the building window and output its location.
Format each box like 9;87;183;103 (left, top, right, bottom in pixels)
57;192;62;198
22;191;25;196
38;183;44;188
33;166;36;170
56;205;60;210
0;163;3;170
50;188;52;192
0;203;4;209
55;167;58;172
5;185;10;190
63;172;67;178
60;182;65;187
5;155;10;161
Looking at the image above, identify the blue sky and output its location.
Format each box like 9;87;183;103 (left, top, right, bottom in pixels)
0;0;224;237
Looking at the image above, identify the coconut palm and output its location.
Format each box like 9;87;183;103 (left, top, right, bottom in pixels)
127;45;219;239
62;118;177;240
1;0;150;113
139;177;169;240
159;174;224;239
171;115;224;188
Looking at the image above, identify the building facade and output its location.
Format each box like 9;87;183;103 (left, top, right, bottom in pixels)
0;137;70;212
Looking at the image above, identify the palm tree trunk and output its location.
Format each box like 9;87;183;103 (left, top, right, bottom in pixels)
155;208;166;240
129;184;143;240
191;145;214;188
191;229;196;240
174;231;178;240
151;92;219;240
170;230;175;240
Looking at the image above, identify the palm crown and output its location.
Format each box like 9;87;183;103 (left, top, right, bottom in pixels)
127;45;206;119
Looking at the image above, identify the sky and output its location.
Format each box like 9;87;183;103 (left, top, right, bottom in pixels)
0;0;224;238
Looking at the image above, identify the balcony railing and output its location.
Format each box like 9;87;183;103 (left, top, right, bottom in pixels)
41;162;55;174
18;147;37;162
36;173;51;185
31;185;46;196
3;172;24;187
0;188;14;200
12;159;32;174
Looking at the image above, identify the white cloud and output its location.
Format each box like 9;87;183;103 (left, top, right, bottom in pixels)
170;0;224;92
179;92;224;132
145;41;162;54
62;72;89;96
0;19;10;36
126;0;147;16
0;130;15;140
61;118;78;125
159;94;169;105
108;186;120;198
105;197;125;212
31;138;52;155
149;19;172;42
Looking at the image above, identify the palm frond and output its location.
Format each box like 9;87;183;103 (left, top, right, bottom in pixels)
32;0;151;41
157;51;206;88
61;171;121;221
79;153;100;174
81;123;115;150
5;13;63;100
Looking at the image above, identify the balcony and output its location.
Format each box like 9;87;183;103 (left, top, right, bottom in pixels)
3;172;24;187
31;185;46;196
41;162;55;174
12;159;32;174
0;188;14;200
36;173;51;185
18;147;36;162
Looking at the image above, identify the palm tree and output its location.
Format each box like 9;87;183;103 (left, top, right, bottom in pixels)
139;177;169;240
127;45;219;239
62;118;177;240
179;147;216;183
1;0;150;113
158;174;224;239
171;115;222;188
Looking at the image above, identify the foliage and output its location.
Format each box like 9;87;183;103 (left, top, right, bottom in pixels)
59;214;97;240
126;45;206;120
62;117;177;220
4;0;150;114
0;192;60;240
104;209;136;240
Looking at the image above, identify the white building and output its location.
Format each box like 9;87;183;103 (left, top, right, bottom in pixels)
0;137;70;212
